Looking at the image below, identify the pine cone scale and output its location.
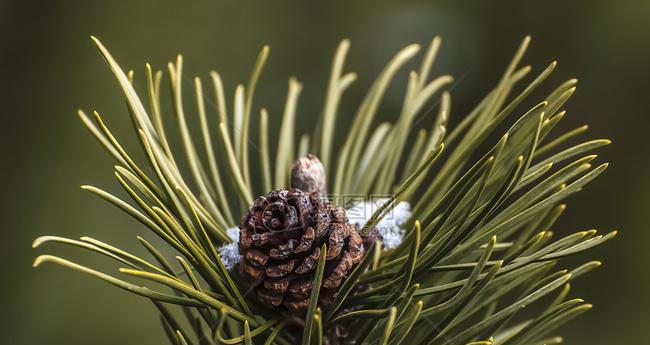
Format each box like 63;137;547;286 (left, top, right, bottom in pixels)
263;275;293;294
294;226;315;254
295;246;320;274
245;249;269;267
266;259;295;278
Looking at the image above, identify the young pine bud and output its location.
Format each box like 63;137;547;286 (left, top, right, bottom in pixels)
290;154;326;195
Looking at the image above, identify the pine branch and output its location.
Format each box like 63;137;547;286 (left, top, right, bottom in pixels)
33;35;615;345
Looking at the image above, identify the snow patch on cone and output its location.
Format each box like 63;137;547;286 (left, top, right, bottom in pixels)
347;199;411;250
218;227;242;271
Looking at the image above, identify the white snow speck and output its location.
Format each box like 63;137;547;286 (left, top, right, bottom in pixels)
348;199;411;250
218;226;242;271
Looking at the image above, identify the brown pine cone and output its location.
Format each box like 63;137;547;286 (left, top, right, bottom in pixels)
238;189;365;312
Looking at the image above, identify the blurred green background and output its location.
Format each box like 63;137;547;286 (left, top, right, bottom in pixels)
1;0;648;344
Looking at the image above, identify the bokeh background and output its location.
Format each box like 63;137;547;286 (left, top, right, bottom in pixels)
1;0;648;344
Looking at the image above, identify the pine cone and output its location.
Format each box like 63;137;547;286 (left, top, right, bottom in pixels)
238;189;365;312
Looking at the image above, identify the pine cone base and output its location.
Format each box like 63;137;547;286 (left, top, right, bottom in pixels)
238;189;365;312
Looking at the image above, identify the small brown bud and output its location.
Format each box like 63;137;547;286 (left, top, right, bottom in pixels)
290;154;326;194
